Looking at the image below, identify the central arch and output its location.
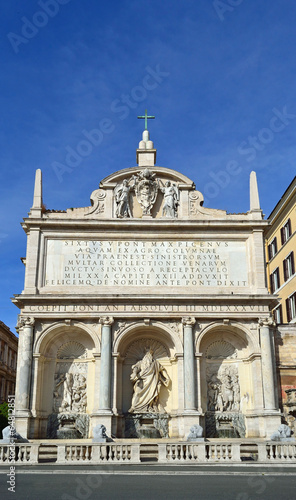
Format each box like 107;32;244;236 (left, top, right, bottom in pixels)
113;321;181;435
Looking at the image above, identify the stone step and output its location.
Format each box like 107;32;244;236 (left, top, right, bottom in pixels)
140;444;159;462
38;445;57;463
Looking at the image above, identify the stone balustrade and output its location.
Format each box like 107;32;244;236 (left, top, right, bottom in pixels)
0;444;38;464
57;443;140;464
258;443;296;462
0;442;295;464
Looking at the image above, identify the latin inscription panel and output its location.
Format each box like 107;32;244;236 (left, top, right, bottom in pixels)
44;239;248;288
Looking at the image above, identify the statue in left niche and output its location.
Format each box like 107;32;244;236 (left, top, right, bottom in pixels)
115;178;134;218
53;372;87;413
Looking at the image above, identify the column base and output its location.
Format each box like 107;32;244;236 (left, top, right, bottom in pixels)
14;416;31;439
181;412;204;438
244;410;282;438
90;412;113;437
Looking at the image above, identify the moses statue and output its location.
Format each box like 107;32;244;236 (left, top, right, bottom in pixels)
129;348;170;413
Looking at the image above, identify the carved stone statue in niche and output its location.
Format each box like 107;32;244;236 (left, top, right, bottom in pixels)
53;362;87;414
115;179;134;218
134;169;158;216
160;181;179;218
207;366;241;412
129;348;170;413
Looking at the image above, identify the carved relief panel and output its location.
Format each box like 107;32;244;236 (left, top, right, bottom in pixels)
53;341;88;414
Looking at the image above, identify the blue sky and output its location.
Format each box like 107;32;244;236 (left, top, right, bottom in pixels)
1;0;296;332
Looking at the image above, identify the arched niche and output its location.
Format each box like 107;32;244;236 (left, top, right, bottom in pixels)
114;322;179;415
33;323;98;418
197;322;259;437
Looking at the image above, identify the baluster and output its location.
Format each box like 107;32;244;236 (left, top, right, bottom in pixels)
101;445;107;461
270;444;275;461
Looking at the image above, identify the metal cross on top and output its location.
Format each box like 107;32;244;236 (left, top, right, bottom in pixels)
137;109;155;130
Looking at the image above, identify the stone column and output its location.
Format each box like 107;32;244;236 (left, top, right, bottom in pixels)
98;317;114;412
182;317;196;411
259;317;277;410
15;317;35;416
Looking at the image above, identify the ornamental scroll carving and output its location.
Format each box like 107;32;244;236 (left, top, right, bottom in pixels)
16;316;35;330
85;189;106;216
258;316;276;328
189;190;204;215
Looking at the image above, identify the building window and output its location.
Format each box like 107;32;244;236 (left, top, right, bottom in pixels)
273;304;282;324
268;237;278;260
286;292;296;322
283;251;295;281
270;267;280;293
281;219;292;245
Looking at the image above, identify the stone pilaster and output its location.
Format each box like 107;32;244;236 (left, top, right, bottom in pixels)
259;317;277;410
182;317;196;411
98;317;114;412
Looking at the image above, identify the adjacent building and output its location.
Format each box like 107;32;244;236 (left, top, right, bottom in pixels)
0;321;18;403
265;176;296;324
265;177;296;431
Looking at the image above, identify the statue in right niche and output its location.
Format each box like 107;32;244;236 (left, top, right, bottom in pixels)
161;181;179;218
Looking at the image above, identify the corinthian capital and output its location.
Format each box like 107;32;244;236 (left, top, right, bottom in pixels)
258;316;275;328
16;316;35;331
100;316;114;326
182;317;196;327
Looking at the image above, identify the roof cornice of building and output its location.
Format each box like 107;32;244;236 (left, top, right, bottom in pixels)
0;320;18;341
268;176;296;222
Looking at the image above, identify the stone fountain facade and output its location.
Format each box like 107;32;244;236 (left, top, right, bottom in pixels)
12;128;285;440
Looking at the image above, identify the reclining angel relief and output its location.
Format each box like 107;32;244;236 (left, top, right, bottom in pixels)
128;348;170;414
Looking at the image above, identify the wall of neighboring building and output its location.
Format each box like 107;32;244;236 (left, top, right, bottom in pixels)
265;177;296;324
0;321;18;403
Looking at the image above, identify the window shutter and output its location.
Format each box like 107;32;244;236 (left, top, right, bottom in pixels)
274;237;277;253
268;244;272;260
291;251;295;275
288;218;292;238
283;259;288;281
279;304;283;324
281;227;285;245
276;268;280;288
286;298;292;322
270;273;274;293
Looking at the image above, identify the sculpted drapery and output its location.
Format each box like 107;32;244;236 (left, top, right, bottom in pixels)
129;349;170;413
